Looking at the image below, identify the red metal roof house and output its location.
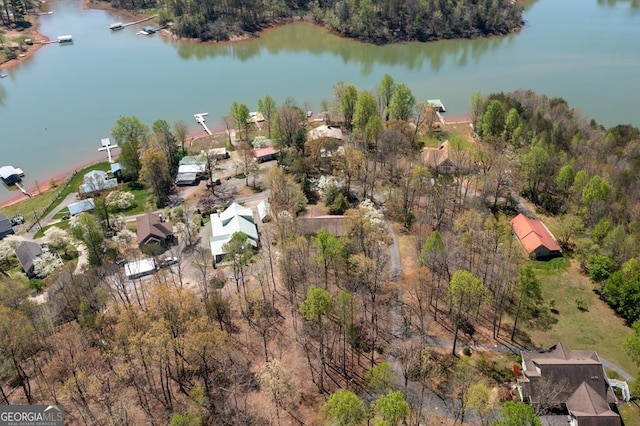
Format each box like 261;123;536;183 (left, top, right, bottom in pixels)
510;213;561;260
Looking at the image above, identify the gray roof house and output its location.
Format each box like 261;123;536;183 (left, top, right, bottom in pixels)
67;198;95;216
517;343;621;426
78;170;118;196
16;240;43;278
0;214;15;239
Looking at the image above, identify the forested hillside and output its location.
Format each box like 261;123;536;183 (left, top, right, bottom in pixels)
103;0;524;43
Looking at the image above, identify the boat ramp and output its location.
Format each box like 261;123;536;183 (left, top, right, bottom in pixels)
194;113;212;136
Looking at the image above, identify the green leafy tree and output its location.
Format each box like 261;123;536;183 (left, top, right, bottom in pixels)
139;147;172;207
300;286;334;392
71;213;105;266
503;108;520;143
152;119;181;176
341;84;358;131
448;270;492;355
258;94;278;138
366;361;397;394
111;115;149;182
352;91;378;133
491;401;541;426
230;101;251;140
376;74;395;120
388;83;416;122
481;100;506;137
521;144;552;202
511;265;544;341
312;229;344;288
372;391;410;425
322;389;367;426
168;413;202;426
465;382;495;425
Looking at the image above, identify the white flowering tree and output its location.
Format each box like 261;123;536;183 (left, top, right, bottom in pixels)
33;251;63;278
109;214;127;233
111;229;136;249
105;190;135;211
43;227;73;257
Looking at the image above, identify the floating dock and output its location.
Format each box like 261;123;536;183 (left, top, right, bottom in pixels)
57;35;73;44
0;165;24;185
0;70;7;78
194;113;212;136
109;22;124;31
427;99;446;113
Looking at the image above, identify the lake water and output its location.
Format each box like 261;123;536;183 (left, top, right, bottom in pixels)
0;0;639;203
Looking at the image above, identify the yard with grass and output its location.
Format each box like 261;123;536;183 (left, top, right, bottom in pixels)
527;257;637;378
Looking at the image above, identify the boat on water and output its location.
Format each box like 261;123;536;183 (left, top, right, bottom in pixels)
137;26;156;35
0;165;25;185
0;70;7;78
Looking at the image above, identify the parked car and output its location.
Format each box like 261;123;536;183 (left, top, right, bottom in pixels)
11;215;25;226
115;258;127;266
206;178;221;188
159;256;178;268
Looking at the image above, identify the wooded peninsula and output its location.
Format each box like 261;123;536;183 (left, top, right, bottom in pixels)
102;0;524;43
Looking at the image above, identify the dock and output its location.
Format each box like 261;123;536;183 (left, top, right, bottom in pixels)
15;182;33;197
57;35;73;44
111;14;157;30
427;99;446;113
0;165;24;185
136;24;168;36
194;113;212;136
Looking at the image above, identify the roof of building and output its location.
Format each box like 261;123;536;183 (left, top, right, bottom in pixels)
15;240;42;274
254;146;280;158
68;198;95;216
421;140;453;168
297;215;346;237
0;166;20;179
510;213;561;254
110;162;122;173
308;125;344;141
175;172;198;184
179;155;207;166
522;343;601;377
136;213;174;244
124;258;156;278
79;170;118;194
209;203;258;257
178;164;206;175
257;200;271;222
0;214;12;231
566;382;620;419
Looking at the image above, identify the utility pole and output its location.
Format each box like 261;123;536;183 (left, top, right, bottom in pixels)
33;208;43;233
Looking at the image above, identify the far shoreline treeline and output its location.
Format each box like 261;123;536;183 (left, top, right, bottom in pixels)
100;0;524;44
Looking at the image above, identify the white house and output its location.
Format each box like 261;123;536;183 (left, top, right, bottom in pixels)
209;203;259;261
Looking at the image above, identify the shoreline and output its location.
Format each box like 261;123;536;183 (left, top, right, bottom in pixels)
0;15;50;71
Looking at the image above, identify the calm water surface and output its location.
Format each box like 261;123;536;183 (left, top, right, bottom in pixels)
0;0;639;202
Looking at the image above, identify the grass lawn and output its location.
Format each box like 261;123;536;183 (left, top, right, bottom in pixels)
33;219;71;239
2;162;111;224
527;258;637;377
619;402;640;426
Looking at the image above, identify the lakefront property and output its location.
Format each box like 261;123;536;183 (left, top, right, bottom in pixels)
1;0;640;423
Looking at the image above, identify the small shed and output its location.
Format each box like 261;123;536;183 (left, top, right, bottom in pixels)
78;170;118;195
125;258;156;279
254;146;280;163
68;198;95;216
175;172;198;186
110;162;123;180
257;200;272;222
206;148;230;160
